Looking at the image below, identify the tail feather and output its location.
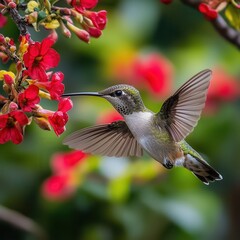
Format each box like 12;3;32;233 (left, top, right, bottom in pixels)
184;154;223;185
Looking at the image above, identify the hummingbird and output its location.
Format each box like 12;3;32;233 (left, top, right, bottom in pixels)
62;69;222;185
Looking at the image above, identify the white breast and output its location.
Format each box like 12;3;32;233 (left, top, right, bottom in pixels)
124;111;153;139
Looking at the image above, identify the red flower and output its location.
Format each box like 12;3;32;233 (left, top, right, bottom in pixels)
0;13;7;28
0;110;28;144
42;174;74;200
3;73;14;85
35;72;65;100
71;0;98;13
133;53;173;98
49;111;69;136
51;150;87;173
97;110;123;124
18;85;40;112
208;68;239;100
82;10;107;38
199;3;218;20
84;10;107;30
48;98;73;136
23;37;60;82
206;68;240;112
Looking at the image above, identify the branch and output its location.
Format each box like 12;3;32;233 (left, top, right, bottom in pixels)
180;0;240;49
0;0;29;35
0;205;48;240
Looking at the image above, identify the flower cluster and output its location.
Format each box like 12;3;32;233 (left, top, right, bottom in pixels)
42;150;88;200
0;34;72;144
0;0;107;43
22;0;107;43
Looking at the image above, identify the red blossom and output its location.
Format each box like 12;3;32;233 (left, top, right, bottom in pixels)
205;68;240;112
48;98;73;136
0;13;7;28
3;74;14;85
84;10;107;30
58;97;73;112
49;111;68;136
51;150;87;173
132;53;174;98
42;174;75;200
71;0;98;13
23;37;60;82
0;110;28;144
35;72;65;100
18;85;40;112
83;25;102;38
198;3;218;20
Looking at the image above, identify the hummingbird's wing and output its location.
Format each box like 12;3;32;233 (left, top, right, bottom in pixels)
157;69;211;142
63;121;143;157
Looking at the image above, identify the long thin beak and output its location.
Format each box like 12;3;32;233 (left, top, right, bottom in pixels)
62;92;103;97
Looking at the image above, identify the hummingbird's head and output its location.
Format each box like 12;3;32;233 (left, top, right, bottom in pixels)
99;84;146;115
62;84;146;116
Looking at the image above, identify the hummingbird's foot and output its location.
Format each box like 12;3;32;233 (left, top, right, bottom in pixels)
163;159;173;169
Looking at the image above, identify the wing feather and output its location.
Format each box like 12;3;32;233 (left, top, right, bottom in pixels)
63;121;143;157
157;69;211;142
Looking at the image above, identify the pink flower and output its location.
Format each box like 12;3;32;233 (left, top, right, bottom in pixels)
18;85;40;112
0;13;7;28
42;174;75;200
51;150;87;173
23;37;60;82
0;110;28;144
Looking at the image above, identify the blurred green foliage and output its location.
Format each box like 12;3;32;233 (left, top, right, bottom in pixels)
0;0;240;240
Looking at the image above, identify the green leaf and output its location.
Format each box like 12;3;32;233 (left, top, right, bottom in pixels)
225;5;240;30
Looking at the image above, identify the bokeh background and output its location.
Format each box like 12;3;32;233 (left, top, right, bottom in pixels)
1;0;240;239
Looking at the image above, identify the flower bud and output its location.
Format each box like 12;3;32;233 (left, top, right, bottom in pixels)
60;21;72;38
8;1;16;8
3;73;14;85
10;45;16;52
0;52;9;63
34;117;51;131
0;34;5;43
66;22;90;43
9;102;18;111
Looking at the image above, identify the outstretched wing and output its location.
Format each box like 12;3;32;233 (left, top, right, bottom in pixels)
63;121;143;157
157;69;211;142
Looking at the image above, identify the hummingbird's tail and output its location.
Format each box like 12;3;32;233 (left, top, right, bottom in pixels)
184;154;223;185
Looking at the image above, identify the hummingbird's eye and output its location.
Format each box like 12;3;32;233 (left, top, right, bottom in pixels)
115;90;123;97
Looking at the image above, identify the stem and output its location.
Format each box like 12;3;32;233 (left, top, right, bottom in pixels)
0;0;29;36
0;205;48;240
180;0;240;49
